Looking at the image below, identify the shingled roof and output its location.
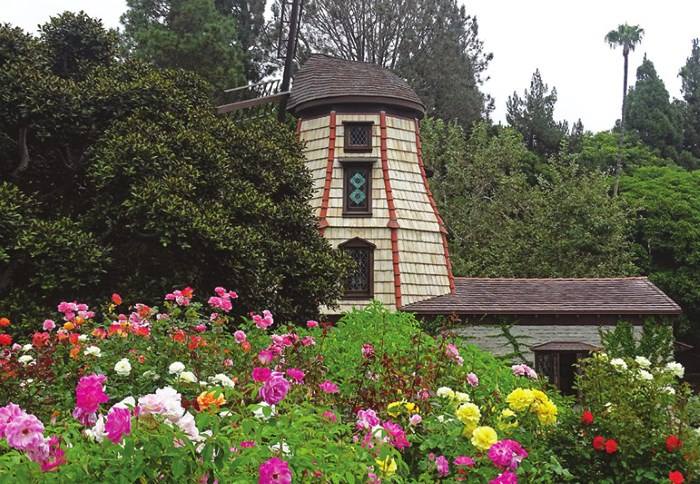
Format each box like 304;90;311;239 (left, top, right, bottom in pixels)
401;277;682;315
287;54;425;114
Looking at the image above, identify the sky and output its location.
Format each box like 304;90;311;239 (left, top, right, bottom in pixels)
4;0;700;132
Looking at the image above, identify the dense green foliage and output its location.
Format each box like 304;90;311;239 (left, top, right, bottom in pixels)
121;0;246;95
622;167;700;335
0;17;349;329
625;57;687;165
506;69;569;157
422;119;637;278
680;39;700;162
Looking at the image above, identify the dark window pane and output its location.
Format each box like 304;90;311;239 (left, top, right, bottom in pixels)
345;247;370;293
349;125;370;146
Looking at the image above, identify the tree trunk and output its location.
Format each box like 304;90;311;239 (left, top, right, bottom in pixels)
613;51;629;196
11;126;30;178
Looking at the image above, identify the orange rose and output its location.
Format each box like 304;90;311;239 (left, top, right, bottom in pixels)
197;391;226;411
0;317;10;328
69;346;81;359
63;322;75;331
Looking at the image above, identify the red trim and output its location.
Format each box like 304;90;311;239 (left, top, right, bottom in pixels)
380;111;402;307
414;118;455;294
318;112;336;234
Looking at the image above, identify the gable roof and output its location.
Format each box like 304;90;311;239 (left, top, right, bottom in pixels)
287;54;424;114
401;277;682;315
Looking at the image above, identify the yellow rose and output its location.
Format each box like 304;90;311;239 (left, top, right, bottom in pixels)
471;425;498;450
498;408;519;431
387;401;404;417
461;422;477;437
534;399;558;425
404;402;419;414
376;457;397;477
454;391;470;403
455;403;481;426
506;388;535;412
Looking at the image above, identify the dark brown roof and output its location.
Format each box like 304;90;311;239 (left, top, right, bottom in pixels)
287;54;424;114
401;277;682;315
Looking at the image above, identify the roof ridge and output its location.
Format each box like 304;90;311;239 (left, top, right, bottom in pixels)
453;276;650;281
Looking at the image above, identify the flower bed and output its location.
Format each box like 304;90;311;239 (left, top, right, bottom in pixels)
0;289;697;482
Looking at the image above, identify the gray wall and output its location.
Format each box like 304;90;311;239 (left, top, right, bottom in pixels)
453;324;643;364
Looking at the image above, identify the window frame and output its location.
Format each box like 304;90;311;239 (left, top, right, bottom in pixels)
339;237;375;299
343;122;374;152
340;158;375;217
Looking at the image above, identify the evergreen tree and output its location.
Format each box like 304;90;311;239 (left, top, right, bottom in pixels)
625;56;683;160
121;0;245;95
214;0;269;81
505;69;568;157
295;0;492;128
680;38;700;162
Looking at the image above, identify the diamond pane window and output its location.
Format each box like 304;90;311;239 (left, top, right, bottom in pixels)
342;162;372;215
344;122;373;152
339;238;375;298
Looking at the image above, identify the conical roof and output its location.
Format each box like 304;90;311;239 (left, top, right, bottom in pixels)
287;54;425;115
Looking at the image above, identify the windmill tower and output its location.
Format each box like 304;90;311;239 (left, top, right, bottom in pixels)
287;55;454;313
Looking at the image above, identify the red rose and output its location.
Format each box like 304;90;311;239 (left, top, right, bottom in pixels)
669;470;685;484
111;293;122;305
172;330;186;343
0;317;10;328
666;435;682;452
581;410;594;425
0;333;12;346
32;332;50;348
605;439;618;454
592;435;606;451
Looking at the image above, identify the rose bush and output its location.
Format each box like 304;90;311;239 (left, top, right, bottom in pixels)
0;288;697;482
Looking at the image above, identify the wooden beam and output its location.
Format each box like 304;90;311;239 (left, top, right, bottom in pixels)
216;92;290;115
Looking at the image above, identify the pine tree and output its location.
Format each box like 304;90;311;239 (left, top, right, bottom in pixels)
121;0;245;95
505;69;568;157
625;56;683;160
214;0;268;81
680;39;700;161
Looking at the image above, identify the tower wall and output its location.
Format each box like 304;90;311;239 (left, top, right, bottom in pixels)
298;111;452;313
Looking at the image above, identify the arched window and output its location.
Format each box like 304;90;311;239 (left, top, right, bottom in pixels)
339;238;375;298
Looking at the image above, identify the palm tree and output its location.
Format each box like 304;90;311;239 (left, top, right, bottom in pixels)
605;23;644;195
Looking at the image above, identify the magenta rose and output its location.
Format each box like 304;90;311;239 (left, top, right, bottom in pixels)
259;372;290;405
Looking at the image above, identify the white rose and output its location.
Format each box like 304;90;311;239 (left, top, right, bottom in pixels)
436;387;455;399
269;442;292;456
638;369;653;381
113;396;136;409
178;371;198;383
663;386;676;395
665;361;685;379
142;370;160;381
253;402;276;421
168;361;185;375
454;391;470;403
209;373;235;388
21;344;33;352
634;356;651;368
84;415;107;442
114;358;132;377
610;358;627;370
78;334;88;342
84;346;101;357
18;355;34;365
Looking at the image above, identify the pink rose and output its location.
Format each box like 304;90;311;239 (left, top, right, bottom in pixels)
233;330;247;343
259;372;290;405
252;367;272;382
318;380;339;394
306;320;319;328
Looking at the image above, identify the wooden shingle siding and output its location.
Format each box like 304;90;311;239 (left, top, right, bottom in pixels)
299;113;452;313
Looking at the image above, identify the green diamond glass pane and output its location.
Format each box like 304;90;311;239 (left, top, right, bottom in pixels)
350;172;366;188
349;189;366;205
